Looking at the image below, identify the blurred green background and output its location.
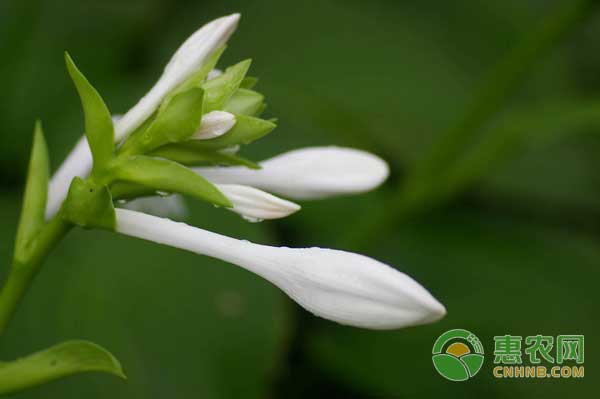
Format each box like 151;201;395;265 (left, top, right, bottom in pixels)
1;0;599;397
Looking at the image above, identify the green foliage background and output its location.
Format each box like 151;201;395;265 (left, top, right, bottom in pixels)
0;0;599;397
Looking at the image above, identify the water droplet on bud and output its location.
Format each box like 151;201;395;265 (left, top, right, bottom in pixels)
242;215;264;223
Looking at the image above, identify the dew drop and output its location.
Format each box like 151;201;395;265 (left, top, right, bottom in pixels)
156;191;170;197
242;215;263;223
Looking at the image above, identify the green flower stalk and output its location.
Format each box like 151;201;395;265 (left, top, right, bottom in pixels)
0;13;445;395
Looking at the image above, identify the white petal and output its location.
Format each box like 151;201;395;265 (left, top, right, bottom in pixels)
46;14;240;219
119;195;188;220
192;111;236;140
194;146;389;200
115;209;446;329
216;184;300;221
207;68;223;80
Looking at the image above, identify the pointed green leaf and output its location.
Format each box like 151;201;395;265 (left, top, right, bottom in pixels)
224;89;265;116
202;59;251;112
113;156;231;207
151;145;260;169
62;177;116;230
120;88;205;155
0;340;125;395
184;114;276;151
14;122;49;260
65;53;114;174
240;76;259;89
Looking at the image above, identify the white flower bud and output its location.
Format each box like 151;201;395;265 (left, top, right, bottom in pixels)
192;111;236;140
216;184;300;221
46;14;240;219
194;146;389;200
115;209;446;329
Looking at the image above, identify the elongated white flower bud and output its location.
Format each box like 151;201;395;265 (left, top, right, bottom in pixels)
192;111;236;140
194;146;389;200
115;209;446;329
46;14;240;219
216;184;300;221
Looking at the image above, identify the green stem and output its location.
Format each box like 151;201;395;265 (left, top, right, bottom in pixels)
0;215;71;336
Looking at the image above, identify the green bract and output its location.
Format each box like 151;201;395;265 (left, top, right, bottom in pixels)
120;88;205;155
224;88;265;116
202;59;251;112
14;122;49;262
151;145;260;169
113;156;232;207
186;114;276;150
65;53;114;176
62;177;116;230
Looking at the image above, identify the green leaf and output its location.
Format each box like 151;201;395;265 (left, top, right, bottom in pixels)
62;177;116;230
240;76;259;89
224;89;265;116
113;156;231;207
151;145;261;169
65;53;114;174
14;122;49;261
120;88;205;155
162;46;226;110
202;59;251;112
184;114;276;151
0;340;125;395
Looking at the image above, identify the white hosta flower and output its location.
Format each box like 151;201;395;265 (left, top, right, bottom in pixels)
192;111;236;140
120;195;188;220
115;208;446;329
216;184;300;221
194;146;389;200
46;14;240;219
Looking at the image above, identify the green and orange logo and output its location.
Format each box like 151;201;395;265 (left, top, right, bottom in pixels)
432;329;485;381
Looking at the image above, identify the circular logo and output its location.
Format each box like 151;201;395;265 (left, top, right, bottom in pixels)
432;329;485;381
